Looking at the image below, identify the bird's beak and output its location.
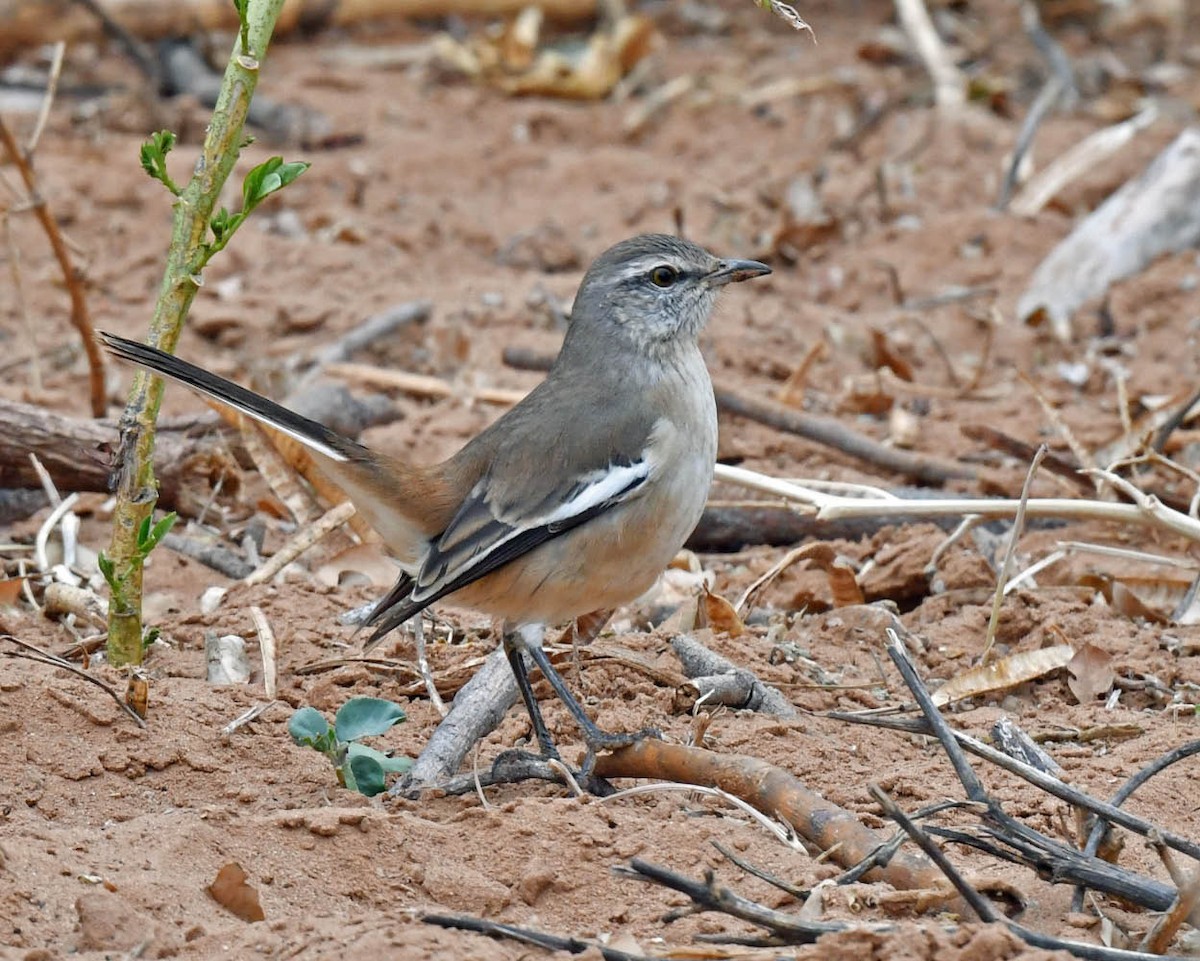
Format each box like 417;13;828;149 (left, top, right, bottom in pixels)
706;258;772;287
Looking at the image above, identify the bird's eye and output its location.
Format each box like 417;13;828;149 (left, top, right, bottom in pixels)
649;265;679;288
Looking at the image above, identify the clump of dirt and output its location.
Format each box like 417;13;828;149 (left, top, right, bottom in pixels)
2;0;1199;958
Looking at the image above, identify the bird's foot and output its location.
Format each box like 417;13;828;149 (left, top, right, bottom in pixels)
580;726;662;776
489;748;619;797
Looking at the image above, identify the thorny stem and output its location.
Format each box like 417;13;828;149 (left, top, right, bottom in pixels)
105;0;286;666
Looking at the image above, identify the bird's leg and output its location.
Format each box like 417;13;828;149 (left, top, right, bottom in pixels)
519;629;659;770
501;625;560;760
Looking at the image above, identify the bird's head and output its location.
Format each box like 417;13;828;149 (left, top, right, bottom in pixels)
566;234;770;357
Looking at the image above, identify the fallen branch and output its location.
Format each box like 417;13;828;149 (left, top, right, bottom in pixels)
592;739;944;891
0;397;240;515
1018;126;1200;341
394;647;517;790
670;632;796;717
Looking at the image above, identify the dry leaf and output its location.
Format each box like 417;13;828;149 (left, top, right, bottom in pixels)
433;11;658;100
698;586;746;638
208;863;265;922
799;543;865;607
1067;643;1115;704
933;644;1075;707
840;373;894;416
870;327;914;381
125;674;148;719
1080;573;1173;624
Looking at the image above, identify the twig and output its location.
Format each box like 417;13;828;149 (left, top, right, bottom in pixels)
68;0;162;86
249;605;277;699
883;629;1200;863
0;116;105;417
325;362;525;407
27;453;61;507
871;784;1189;961
712;464;1200;545
712;839;811;899
306;300;432;369
870;784;998;922
997;74;1065;213
26;40;65;155
244;499;356;585
893;0;965;111
622;74;695;138
1151;384;1200;455
618;858;859;942
33;491;80;576
982;445;1046;663
961;425;1093;493
1;634;146;728
1010;107;1157;218
222;699;276;734
1141;867;1200;954
1073;739;1200;912
423;914;653;961
412;615;447;718
3;215;40;392
600;782;803;850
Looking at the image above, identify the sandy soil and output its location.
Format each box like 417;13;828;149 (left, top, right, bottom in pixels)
1;0;1199;958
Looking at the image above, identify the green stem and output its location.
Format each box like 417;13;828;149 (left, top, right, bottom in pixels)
105;0;287;666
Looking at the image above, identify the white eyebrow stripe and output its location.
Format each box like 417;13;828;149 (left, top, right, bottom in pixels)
616;257;674;280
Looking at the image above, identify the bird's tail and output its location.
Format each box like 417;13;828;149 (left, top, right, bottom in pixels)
99;331;438;572
98;332;365;464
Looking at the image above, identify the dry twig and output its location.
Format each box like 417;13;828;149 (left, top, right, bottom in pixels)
0;115;105;417
2;634;145;728
981;445;1046;663
244;499;357;585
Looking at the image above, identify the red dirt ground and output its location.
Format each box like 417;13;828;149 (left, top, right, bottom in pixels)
1;0;1199;958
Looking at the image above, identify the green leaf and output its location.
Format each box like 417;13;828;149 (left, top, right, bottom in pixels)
288;707;333;750
143;513;177;552
346;752;387;796
242;157;309;212
333;697;406;742
347;741;412;774
136;515;152;548
97;552;116;586
138;130;180;195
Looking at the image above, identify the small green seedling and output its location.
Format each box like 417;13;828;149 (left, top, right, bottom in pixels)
288;697;412;797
